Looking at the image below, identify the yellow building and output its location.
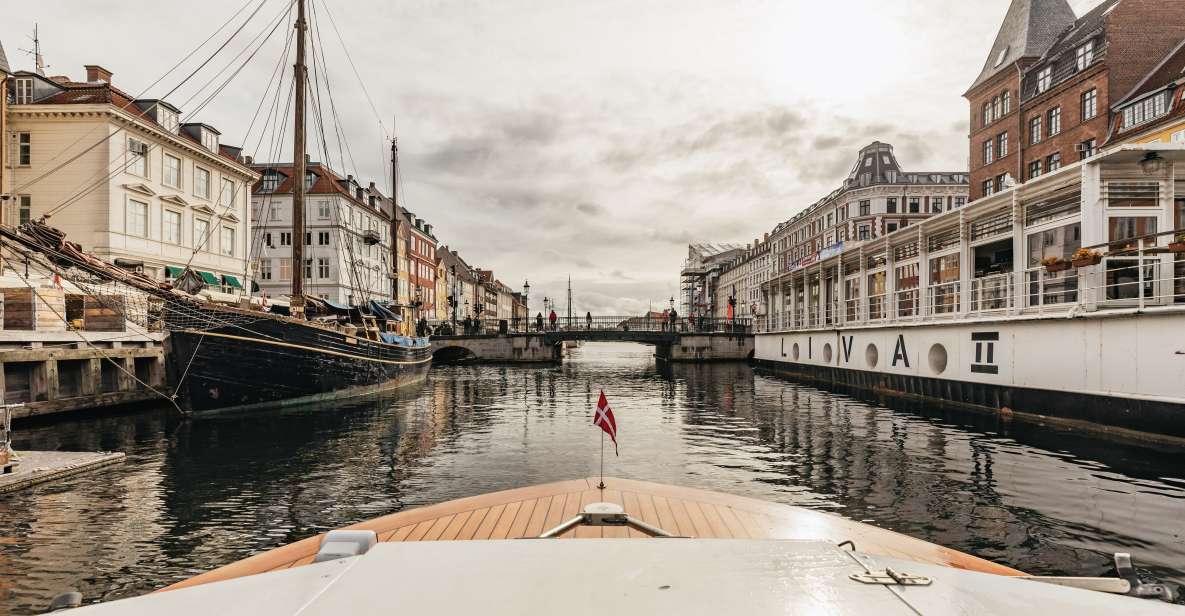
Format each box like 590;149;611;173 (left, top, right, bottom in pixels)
435;259;448;321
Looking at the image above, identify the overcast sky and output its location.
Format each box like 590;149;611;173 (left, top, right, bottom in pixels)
2;0;1103;315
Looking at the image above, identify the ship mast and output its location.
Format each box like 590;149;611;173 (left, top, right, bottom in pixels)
290;0;308;316
390;136;401;315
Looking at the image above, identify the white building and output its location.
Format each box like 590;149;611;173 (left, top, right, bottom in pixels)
5;65;256;292
251;161;392;305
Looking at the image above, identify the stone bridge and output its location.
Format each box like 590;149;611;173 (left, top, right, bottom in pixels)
428;316;753;363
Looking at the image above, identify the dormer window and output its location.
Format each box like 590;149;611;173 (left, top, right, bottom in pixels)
1122;91;1169;129
259;170;283;193
14;78;33;104
158;108;179;134
1036;66;1052;93
1075;40;1094;71
304;172;317;190
201;129;218;152
993;46;1009;68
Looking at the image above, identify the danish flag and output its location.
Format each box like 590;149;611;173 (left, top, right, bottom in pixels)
594;390;618;456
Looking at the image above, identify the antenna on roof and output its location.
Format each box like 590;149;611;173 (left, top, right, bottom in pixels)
18;24;47;76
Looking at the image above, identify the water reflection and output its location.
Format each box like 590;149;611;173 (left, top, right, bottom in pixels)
0;342;1181;613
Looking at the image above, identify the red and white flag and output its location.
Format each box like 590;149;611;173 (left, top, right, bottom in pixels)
593;390;618;456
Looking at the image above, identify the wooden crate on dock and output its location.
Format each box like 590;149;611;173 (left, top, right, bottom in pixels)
83;295;127;332
1;288;35;331
34;287;66;332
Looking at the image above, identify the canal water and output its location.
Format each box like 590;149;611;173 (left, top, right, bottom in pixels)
2;342;1183;613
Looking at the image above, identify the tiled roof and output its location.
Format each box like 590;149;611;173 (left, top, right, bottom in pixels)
967;0;1076;93
1033;0;1118;67
1113;37;1185;106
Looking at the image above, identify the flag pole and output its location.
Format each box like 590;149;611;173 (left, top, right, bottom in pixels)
598;430;605;490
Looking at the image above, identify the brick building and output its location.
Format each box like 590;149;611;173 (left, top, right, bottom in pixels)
966;0;1185;201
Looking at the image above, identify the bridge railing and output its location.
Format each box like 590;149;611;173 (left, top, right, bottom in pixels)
424;315;752;336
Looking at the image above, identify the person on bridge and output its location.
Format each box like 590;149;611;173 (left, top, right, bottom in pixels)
548;309;558;331
661;308;669;331
669;308;679;332
586;312;592;330
536;312;544;332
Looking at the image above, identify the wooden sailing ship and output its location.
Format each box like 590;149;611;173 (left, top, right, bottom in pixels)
0;0;430;415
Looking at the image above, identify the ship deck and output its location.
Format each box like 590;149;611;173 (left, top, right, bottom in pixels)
166;477;1021;591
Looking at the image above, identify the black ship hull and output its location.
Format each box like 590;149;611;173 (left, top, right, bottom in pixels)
164;311;431;414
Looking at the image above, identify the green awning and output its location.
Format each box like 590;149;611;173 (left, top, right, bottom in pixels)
165;265;184;277
222;274;243;289
251;280;260;293
198;271;220;285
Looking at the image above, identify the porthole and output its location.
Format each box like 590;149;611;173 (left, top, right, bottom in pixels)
792;342;800;361
823;343;833;364
928;343;948;374
865;343;878;368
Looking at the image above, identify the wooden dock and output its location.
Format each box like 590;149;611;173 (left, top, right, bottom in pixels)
0;450;126;494
168;477;1022;592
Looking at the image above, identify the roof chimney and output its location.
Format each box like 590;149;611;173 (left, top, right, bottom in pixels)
85;65;112;83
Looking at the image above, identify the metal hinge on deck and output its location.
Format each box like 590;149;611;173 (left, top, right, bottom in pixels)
849;568;933;587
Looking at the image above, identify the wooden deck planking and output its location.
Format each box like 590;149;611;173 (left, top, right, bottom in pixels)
164;477;1025;593
456;507;490;541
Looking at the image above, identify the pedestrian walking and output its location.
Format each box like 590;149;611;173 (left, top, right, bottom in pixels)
661;308;669;331
586;311;593;330
669;308;678;332
536;312;544;332
548;309;558;331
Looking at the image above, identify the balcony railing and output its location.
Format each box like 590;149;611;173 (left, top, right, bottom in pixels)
760;229;1185;333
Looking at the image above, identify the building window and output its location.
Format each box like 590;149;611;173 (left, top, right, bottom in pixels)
126;199;148;237
931;197;943;213
998;132;1008;157
1029;115;1042;144
189;169;209;202
1028;160;1042;180
163;153;181;189
220;178;234;208
259;171;281;193
164;209;182;244
982;103;990;127
17;195;31;225
194;218;210;249
303;259;313;279
305;172;317;190
318;201;331;219
127;138;148;176
201;129;218;153
1002;90;1011;114
14;78;33;104
1047;152;1062;172
954;197;966;209
858;200;870;216
1082;89;1098;120
983;139;994;165
280;232;292;246
995;174;1006;193
17;133;31;166
992;95;1001;121
886;222;898;233
221;227;235;256
264;232;273;248
1036;66;1052;93
279;258;292;281
1079;138;1096;160
267;206;281;221
1122;92;1169;129
908;197;920;213
983;180;994;196
1048;107;1061;136
158;108;179;134
260;259;272;280
318;231;330;245
858;225;870;240
887;197;897;213
1075;40;1094;71
317;257;330;279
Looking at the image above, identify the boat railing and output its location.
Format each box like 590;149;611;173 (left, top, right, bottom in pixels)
927;281;960;316
970;273;1013;314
